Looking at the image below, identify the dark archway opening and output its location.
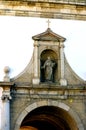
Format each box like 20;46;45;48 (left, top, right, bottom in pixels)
20;106;78;130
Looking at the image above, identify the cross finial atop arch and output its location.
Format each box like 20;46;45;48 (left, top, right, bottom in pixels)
47;19;51;28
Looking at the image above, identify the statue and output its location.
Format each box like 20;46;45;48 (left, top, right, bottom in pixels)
41;57;55;82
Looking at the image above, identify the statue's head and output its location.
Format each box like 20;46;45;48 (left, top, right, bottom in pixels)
47;57;51;60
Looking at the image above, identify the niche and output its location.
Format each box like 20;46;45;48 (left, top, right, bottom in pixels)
40;49;57;83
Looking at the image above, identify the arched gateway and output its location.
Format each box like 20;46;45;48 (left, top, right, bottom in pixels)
15;100;84;130
0;25;86;130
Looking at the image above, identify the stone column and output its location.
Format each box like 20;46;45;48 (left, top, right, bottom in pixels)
32;40;40;84
0;67;13;130
1;90;11;130
59;42;67;86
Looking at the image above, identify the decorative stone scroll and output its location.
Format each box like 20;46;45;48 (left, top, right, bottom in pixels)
1;94;12;101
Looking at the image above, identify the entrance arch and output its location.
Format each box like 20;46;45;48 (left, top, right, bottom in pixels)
14;100;84;130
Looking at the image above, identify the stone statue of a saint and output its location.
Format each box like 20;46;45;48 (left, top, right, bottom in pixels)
41;57;55;82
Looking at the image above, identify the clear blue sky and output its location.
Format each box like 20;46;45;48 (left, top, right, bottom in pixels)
0;16;86;81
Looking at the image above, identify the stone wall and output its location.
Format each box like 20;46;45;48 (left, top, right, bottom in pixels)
0;1;86;20
10;88;86;130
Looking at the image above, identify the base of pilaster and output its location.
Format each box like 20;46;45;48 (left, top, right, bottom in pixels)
59;78;67;86
32;78;40;84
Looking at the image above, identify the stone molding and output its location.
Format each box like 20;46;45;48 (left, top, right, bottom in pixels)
0;1;86;20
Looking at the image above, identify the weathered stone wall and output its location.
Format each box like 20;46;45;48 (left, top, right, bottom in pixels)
10;87;86;130
0;0;86;20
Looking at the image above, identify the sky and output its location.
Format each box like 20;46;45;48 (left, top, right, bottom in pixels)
0;16;86;81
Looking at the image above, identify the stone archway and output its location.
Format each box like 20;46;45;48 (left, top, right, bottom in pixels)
20;106;77;130
14;100;84;130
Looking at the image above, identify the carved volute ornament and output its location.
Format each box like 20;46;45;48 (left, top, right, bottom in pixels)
1;94;12;102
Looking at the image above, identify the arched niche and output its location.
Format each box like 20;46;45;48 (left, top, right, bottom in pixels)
40;49;58;83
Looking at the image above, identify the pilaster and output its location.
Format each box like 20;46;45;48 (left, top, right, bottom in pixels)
59;42;67;86
0;82;14;130
32;40;40;84
1;95;11;130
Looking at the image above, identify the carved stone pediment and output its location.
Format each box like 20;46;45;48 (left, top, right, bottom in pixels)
32;28;66;42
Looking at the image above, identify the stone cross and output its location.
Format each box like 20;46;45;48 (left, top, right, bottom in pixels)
47;19;51;28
